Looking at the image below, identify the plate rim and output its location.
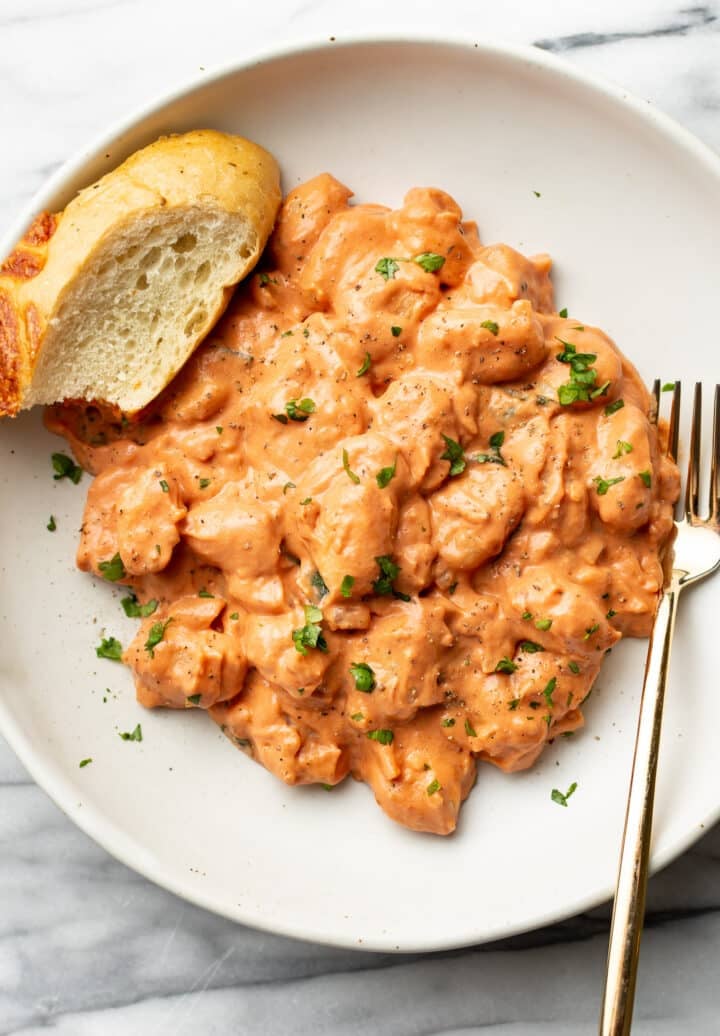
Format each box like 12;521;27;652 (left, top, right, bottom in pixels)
2;32;719;952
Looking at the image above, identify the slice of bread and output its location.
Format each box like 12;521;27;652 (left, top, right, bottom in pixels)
0;129;281;417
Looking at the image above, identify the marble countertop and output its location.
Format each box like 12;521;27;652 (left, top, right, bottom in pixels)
2;1;720;1032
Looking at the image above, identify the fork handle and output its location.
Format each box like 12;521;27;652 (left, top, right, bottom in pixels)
599;585;680;1035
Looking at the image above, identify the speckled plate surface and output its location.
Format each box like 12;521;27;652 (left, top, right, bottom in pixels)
1;35;719;951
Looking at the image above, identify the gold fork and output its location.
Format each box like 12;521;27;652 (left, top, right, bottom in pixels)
599;382;720;1035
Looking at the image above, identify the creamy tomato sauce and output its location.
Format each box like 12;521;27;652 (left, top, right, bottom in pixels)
48;175;679;835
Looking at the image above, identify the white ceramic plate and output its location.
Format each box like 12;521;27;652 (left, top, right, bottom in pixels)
1;36;719;953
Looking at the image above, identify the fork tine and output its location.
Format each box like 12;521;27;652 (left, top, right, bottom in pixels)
667;381;681;463
651;379;660;425
711;384;720;521
685;382;702;520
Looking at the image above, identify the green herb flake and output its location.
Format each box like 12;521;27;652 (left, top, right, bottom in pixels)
440;434;466;477
342;448;361;484
520;641;544;653
273;413;289;424
606;609;617;619
311;570;329;599
593;475;626;496
568;661;581;674
375;257;400;280
96;636;123;661
613;440;633;458
198;478;211;489
367;728;394;745
285;398;316;422
340;575;355;599
198;588;214;598
638;470;652;488
413;252;446;273
356;351;372;377
229;612;239;620
441;717;456;728
350;662;376;692
584;623;600;640
508;698;520;710
604;398;625;416
542;677;557;707
391;325;402;337
121;593;158;618
281;329;293;338
522;610;533;621
473;430;506;467
480;319;499;335
495;657;518;674
372;555;400;597
535;618;553;631
119;723;143;742
350;712;364;722
159;479;169;493
79;757;92;768
559;308;568;318
555;340;610;406
46;515;56;531
426;778;441;795
376;456;397;489
145;618;172;657
187;694;202;705
551;782;578;807
448;582;458;595
282;481;296;494
464;719;477;737
51;452;83;484
292;605;328;656
662;382;676;392
98;553;126;582
533;190;541;198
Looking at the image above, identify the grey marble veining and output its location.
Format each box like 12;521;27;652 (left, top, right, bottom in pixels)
2;1;720;1032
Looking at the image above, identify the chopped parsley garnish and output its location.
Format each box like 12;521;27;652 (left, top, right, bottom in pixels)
340;575;355;598
638;470;652;488
311;570;329;599
551;782;578;807
593;475;626;496
542;677;557;707
119;723;142;742
568;661;581;674
520;641;544;653
522;610;533;621
662;382;676;392
559;308;568;318
533;190;541;198
79;758;92;768
273;413;289;424
367;728;394;745
414;252;446;273
283;481;296;494
259;272;277;286
613;440;633;458
372;555;409;600
441;717;456;727
216;426;223;435
285;398;316;422
46;515;56;531
376;456;397;488
464;719;477;737
51;452;83;484
495;657;518;674
350;662;376;692
448;582;458;595
508;698;520;710
356;351;372;377
535;618;553;631
584;623;600;640
606;609;617;619
300;497;313;506
198;588;214;598
555;339;609;405
375;257;400;280
292;605;328;655
121;593;158;618
96;636;123;661
145;618;172;657
440;434;466;476
604;398;625;416
198;478;211;489
98;553;126;582
342;448;361;484
480;319;499;335
281;329;293;338
302;327;310;338
187;694;202;705
473;430;507;467
159;479;169;493
350;712;364;722
426;778;441;795
391;325;402;337
229;612;239;620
